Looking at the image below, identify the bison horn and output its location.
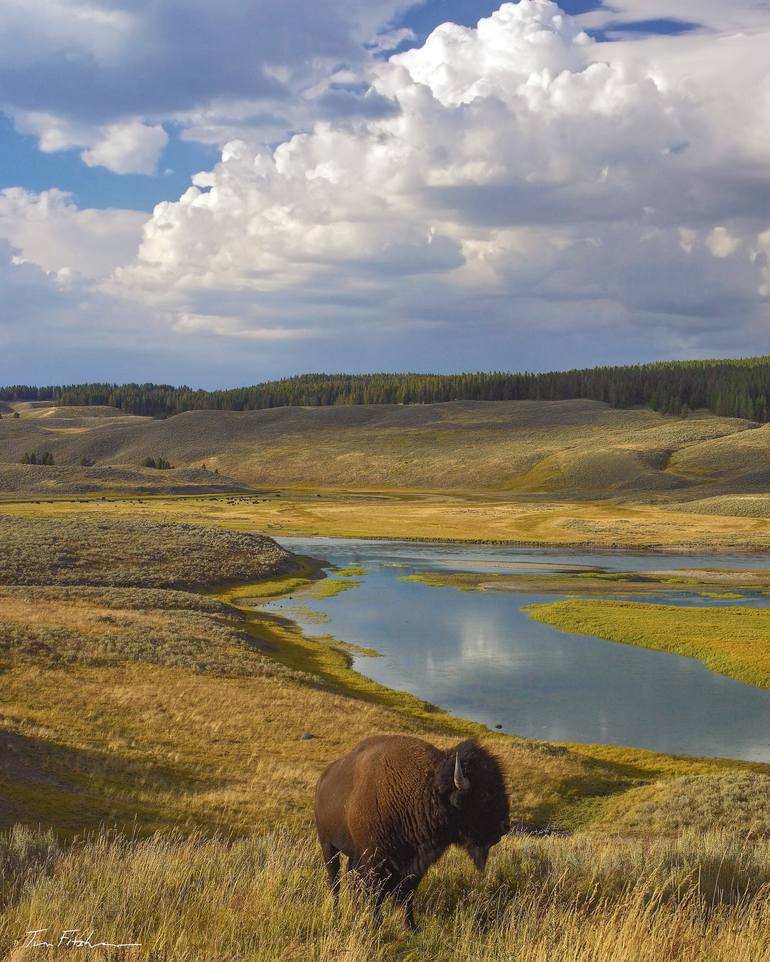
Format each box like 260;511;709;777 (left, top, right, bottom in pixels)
454;753;470;791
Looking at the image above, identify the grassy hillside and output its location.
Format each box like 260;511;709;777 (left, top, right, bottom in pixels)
0;516;290;589
0;397;764;496
3;509;770;959
0;464;244;497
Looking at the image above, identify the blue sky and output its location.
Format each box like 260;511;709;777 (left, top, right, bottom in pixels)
1;0;769;387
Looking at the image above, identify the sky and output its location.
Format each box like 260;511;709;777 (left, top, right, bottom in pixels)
2;0;770;388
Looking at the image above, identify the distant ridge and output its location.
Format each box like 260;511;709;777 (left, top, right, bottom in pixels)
3;356;770;421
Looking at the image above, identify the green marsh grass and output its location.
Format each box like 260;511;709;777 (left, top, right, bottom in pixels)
526;600;770;689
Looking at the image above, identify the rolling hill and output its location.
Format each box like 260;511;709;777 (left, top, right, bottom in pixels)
0;397;765;497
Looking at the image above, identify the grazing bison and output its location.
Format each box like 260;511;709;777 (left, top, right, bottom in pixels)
314;734;510;929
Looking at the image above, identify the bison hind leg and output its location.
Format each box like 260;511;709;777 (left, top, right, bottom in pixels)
320;840;341;907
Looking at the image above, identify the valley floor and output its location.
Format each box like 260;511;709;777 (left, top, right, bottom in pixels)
4;487;770;551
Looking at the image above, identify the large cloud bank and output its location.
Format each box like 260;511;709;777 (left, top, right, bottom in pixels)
110;0;770;359
3;0;770;380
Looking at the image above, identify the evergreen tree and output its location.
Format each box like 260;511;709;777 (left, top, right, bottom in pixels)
5;356;770;422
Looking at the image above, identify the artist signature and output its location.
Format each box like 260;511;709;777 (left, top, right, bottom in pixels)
23;929;141;950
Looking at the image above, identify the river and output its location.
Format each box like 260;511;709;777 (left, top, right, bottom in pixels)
256;537;770;762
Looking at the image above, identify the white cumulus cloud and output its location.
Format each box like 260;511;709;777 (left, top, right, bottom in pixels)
14;114;169;175
5;0;770;376
106;0;770;359
81;121;169;175
0;0;418;168
0;188;145;279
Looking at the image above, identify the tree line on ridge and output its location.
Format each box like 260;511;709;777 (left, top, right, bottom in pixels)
2;357;770;421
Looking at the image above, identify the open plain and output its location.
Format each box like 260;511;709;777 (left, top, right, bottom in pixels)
3;399;770;959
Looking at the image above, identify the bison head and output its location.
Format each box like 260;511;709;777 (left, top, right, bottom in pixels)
436;739;510;872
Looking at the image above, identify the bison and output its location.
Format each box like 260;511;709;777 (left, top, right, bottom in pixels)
314;734;510;930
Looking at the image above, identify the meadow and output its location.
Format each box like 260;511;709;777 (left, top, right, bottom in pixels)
2;510;770;959
5;827;770;961
7;490;770;554
4;399;770;958
402;565;770;595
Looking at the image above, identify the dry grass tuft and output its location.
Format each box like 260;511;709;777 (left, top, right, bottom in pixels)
0;587;307;679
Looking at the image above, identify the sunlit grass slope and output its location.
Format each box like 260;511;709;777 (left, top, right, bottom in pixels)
0;514;761;841
0;397;764;495
0;515;289;589
7;492;770;552
4;828;770;961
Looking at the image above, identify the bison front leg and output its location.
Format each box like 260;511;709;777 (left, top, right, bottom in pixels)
392;875;420;932
320;840;341;910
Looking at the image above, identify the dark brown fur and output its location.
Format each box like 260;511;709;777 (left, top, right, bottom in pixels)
314;734;510;929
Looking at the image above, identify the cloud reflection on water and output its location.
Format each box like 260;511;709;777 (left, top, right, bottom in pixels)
267;538;770;761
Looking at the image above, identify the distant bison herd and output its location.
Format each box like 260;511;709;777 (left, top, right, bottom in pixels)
314;734;510;930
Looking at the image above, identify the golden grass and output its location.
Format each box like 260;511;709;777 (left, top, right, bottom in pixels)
0;464;244;497
526;600;770;689
0;586;308;679
403;567;770;596
2;505;770;959
0;398;756;496
670;495;770;518
6;491;770;551
593;772;770;836
4;828;770;961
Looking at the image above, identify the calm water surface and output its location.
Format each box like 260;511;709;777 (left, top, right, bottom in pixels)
258;538;770;762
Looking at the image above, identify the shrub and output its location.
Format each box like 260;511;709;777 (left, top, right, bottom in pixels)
20;451;54;465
